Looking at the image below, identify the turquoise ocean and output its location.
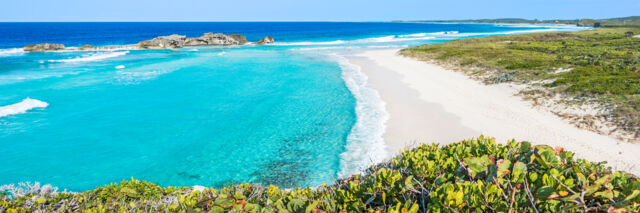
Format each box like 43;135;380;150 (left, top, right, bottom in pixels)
0;22;585;191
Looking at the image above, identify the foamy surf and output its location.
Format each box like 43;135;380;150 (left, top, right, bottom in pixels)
273;40;347;46
271;27;586;47
274;34;437;46
48;51;129;63
0;98;49;118
0;48;25;57
331;54;391;178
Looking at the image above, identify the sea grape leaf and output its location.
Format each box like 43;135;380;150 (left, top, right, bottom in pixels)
529;172;539;182
537;149;559;168
511;161;527;183
497;159;512;178
211;206;225;213
365;196;376;205
561;193;580;202
234;192;246;200
119;187;138;197
594;190;614;199
519;142;532;153
463;155;491;178
214;198;233;208
536;186;556;199
624;190;640;202
287;199;305;212
305;201;319;213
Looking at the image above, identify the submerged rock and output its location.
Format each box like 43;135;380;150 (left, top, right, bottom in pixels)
256;36;274;44
23;43;66;52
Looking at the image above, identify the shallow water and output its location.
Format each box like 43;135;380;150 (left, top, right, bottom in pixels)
0;22;584;191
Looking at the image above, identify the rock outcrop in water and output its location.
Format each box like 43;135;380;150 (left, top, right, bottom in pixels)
228;34;249;44
138;33;254;49
23;43;66;52
256;36;275;44
138;34;187;49
78;44;94;50
23;33;272;51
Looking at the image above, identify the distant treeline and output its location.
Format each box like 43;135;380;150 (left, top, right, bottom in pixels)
396;16;640;28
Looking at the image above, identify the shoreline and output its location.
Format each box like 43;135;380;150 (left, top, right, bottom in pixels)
347;55;479;153
349;48;640;175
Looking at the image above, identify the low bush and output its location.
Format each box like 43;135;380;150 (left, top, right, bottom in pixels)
2;136;639;212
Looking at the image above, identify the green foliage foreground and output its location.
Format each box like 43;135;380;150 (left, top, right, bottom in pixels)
2;136;639;212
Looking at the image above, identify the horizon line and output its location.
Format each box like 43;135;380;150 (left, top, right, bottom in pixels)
1;16;636;23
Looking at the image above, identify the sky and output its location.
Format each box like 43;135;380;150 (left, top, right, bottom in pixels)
1;0;638;22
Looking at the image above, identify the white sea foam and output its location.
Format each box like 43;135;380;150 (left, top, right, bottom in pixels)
273;40;347;46
331;54;391;178
0;48;25;57
273;35;436;46
217;51;227;56
274;27;587;47
0;98;49;118
115;65;125;69
116;68;174;83
113;57;200;84
48;51;129;63
399;31;459;37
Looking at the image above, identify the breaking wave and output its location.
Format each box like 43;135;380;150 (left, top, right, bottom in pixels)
0;98;49;118
270;26;587;47
48;51;129;63
0;48;25;57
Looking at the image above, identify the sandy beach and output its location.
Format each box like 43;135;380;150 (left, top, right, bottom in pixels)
349;48;640;175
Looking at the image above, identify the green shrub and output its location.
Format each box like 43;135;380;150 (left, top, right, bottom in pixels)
2;136;639;212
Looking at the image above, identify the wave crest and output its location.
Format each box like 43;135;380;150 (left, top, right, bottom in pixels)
0;48;25;57
0;98;49;118
48;51;129;63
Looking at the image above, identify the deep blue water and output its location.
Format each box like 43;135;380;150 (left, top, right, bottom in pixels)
0;22;584;191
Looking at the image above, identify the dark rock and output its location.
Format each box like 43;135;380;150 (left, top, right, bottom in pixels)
23;43;66;51
228;34;249;44
199;33;241;45
78;44;94;50
137;34;186;49
256;36;274;44
137;33;268;49
184;37;209;46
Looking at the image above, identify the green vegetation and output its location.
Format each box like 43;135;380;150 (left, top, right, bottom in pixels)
2;136;639;212
405;16;640;28
401;27;640;140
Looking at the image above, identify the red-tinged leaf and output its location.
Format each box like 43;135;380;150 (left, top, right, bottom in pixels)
548;194;560;199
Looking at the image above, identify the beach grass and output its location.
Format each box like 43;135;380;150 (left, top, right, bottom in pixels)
401;27;640;141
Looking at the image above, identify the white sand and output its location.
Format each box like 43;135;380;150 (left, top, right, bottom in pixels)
351;49;640;175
